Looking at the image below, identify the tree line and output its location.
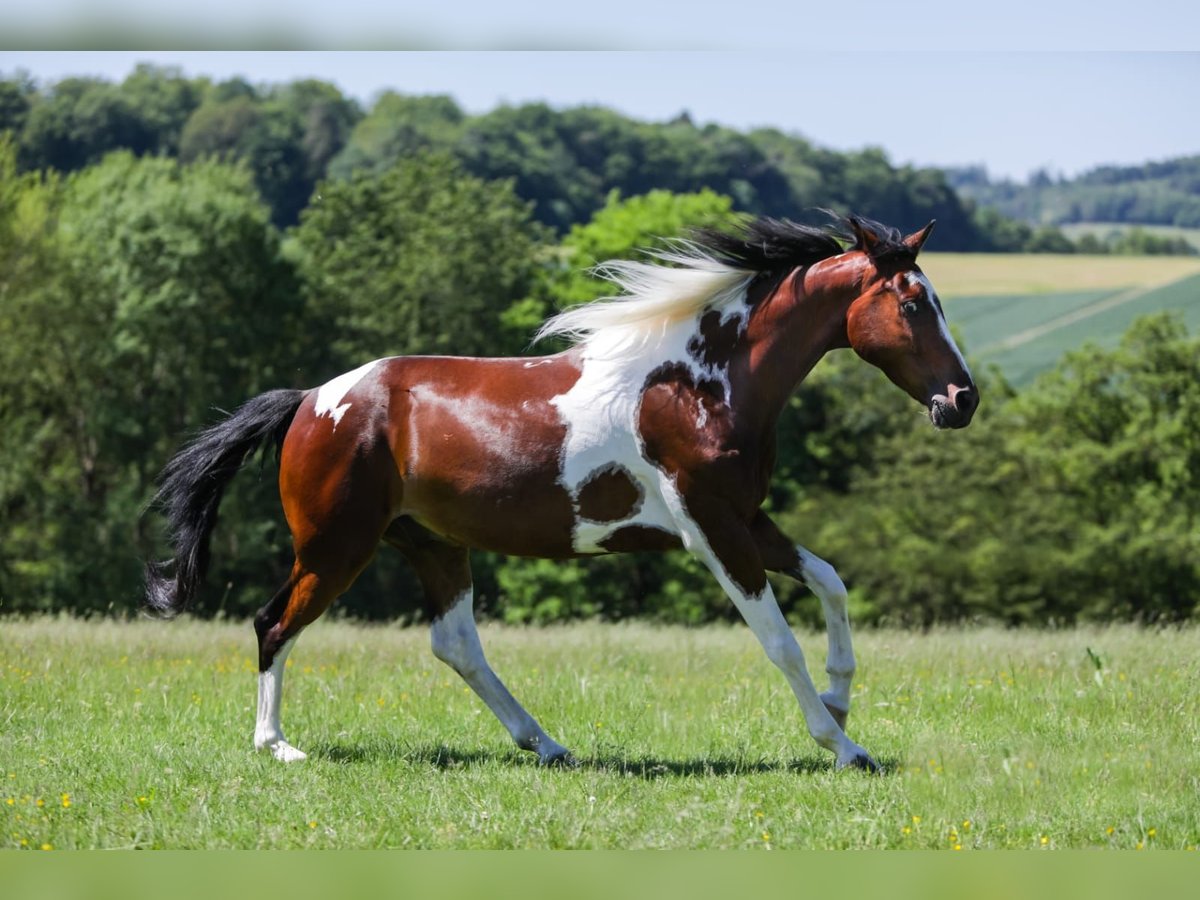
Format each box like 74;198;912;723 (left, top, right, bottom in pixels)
4;64;1191;256
2;133;1197;625
948;157;1200;233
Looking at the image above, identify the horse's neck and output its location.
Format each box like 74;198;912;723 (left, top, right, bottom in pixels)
731;261;858;433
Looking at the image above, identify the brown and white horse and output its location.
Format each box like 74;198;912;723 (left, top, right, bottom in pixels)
145;215;976;771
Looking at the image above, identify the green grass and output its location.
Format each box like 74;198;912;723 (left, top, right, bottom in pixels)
3;617;1198;849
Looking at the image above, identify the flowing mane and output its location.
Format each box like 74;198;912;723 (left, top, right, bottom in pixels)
535;214;902;350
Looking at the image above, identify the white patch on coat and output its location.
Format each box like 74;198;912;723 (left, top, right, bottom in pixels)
541;250;756;553
409;389;528;460
314;359;380;428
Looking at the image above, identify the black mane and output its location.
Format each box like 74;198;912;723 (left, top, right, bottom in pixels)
692;213;912;274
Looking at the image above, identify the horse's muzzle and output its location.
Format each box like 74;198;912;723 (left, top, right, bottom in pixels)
929;384;977;429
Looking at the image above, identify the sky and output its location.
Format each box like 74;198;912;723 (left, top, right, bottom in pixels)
4;50;1197;182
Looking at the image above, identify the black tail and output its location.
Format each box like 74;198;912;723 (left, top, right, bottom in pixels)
143;389;306;618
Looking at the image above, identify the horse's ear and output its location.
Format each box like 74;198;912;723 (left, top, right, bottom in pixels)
848;216;884;257
902;220;936;256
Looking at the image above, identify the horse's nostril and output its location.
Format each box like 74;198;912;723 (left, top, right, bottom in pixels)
952;388;977;425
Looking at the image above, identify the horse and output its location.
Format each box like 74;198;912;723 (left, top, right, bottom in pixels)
144;214;977;772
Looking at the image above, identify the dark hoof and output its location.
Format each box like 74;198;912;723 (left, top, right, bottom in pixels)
847;752;881;775
540;751;578;768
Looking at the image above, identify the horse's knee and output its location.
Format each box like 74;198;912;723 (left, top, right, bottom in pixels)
797;549;847;605
760;632;803;675
430;609;484;678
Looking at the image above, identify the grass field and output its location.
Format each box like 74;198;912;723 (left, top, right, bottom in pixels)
3;617;1197;849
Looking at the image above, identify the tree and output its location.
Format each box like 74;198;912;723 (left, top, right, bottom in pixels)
0;150;304;614
327;92;462;180
0;73;34;137
775;315;1200;625
293;151;549;367
18;76;153;172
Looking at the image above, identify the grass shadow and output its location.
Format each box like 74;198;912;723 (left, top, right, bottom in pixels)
309;739;512;768
308;738;901;778
580;752;902;779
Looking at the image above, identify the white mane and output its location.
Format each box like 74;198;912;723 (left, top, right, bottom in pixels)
535;245;755;357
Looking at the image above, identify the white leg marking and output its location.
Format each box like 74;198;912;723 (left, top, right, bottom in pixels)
669;505;875;769
795;546;856;718
254;637;307;762
431;592;570;763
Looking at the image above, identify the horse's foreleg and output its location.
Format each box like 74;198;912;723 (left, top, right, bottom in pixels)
681;501;877;771
787;547;855;731
399;537;571;764
749;513;856;730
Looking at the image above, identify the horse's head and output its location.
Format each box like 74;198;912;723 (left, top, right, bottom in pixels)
841;217;977;429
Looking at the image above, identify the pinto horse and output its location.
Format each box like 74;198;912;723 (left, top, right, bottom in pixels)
145;215;976;771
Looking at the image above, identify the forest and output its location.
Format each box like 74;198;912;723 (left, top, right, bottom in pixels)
1;65;1198;626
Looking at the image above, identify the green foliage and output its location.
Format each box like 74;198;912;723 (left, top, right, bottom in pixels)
293;152;548;367
17;76;156;172
555;187;740;307
949;156;1200;229
779;315;1200;625
327;92;463;180
0;148;302;614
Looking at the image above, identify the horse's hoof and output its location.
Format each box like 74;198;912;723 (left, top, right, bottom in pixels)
842;752;881;774
259;740;307;763
540;750;578;768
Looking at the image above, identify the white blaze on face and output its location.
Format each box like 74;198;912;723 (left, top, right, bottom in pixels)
908;272;970;377
314;359;380;428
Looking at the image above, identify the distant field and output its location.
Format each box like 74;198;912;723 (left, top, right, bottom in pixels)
921;253;1200;386
2;618;1198;849
920;253;1200;298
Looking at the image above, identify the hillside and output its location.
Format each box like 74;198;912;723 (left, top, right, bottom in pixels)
945;156;1200;229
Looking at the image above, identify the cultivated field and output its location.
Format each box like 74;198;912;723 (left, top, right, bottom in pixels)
920;253;1200;386
3;617;1197;849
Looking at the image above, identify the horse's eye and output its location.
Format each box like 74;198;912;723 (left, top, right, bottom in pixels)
901;299;920;317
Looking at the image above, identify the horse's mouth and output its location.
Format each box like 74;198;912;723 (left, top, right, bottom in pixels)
929;395;973;430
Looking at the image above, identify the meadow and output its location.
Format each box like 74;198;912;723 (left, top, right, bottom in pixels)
3;617;1197;849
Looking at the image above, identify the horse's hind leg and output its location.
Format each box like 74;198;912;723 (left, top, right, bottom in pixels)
254;526;387;762
387;525;571;764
